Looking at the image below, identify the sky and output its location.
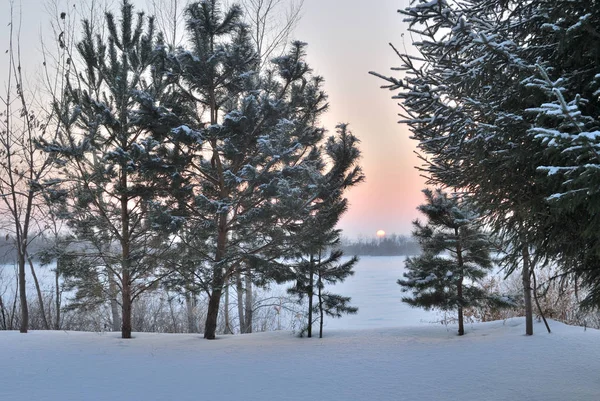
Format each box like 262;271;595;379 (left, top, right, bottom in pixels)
294;0;424;239
0;0;425;240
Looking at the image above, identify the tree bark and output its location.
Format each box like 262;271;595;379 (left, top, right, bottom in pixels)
0;294;7;329
54;264;61;330
204;285;223;339
204;216;228;339
120;158;132;338
307;255;314;338
108;271;121;332
185;291;197;333
28;257;50;330
121;275;132;339
522;244;534;335
455;228;465;336
318;270;324;339
224;282;233;334
457;281;464;336
244;271;253;334
236;270;245;333
530;261;551;333
18;251;28;333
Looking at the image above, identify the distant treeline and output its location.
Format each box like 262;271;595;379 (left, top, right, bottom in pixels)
340;235;421;257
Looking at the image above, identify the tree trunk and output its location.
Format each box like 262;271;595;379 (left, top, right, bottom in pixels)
28;257;50;330
224;282;233;334
109;272;121;332
18;252;28;333
457;281;464;336
0;294;7;329
318;271;324;339
307;255;314;338
121;276;132;339
54;265;61;330
244;271;253;334
10;274;18;329
204;215;229;339
522;244;533;336
185;291;197;333
531;268;551;334
236;270;245;333
455;228;465;336
204;285;223;339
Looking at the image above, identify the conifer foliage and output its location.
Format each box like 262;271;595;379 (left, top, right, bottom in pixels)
372;0;600;330
399;189;496;336
39;0;364;340
287;124;363;338
42;1;172;339
148;0;339;339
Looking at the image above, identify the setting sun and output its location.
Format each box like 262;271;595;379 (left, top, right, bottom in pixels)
376;230;386;238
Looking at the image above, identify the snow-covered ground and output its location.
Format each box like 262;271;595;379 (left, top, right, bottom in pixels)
322;256;439;329
2;319;599;401
2;256;600;401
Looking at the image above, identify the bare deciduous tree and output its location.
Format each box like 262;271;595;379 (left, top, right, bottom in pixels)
0;0;64;333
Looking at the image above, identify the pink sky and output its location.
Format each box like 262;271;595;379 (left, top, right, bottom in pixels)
295;0;425;238
1;0;424;239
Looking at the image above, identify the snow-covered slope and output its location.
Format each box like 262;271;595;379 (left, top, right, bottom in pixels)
2;318;599;401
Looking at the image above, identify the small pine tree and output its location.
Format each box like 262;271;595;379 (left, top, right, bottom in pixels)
399;189;495;336
288;124;363;338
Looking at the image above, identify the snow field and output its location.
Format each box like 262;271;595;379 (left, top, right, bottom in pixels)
2;321;600;400
2;257;599;401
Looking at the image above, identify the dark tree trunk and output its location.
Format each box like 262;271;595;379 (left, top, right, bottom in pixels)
204;217;228;340
224;283;233;334
18;252;28;333
121;276;132;339
244;272;253;334
204;285;223;339
10;276;18;329
318;271;324;339
120;163;132;339
307;255;314;338
236;270;245;333
109;272;121;332
455;228;465;336
0;294;7;329
28;257;50;330
531;268;551;333
54;265;61;330
457;282;464;336
523;245;533;336
185;292;197;333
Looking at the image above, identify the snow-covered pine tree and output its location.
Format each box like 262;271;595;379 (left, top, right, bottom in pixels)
140;0;332;339
287;124;364;338
41;0;175;339
372;0;600;316
370;0;570;335
399;189;496;336
520;1;600;308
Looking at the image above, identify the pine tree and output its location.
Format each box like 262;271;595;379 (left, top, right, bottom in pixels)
399;189;496;336
41;0;173;339
287;124;364;338
372;0;600;312
141;0;333;339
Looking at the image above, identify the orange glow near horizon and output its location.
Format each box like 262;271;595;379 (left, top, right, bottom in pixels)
376;230;386;238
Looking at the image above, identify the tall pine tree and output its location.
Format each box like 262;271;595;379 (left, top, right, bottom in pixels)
42;0;173;339
142;0;333;339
